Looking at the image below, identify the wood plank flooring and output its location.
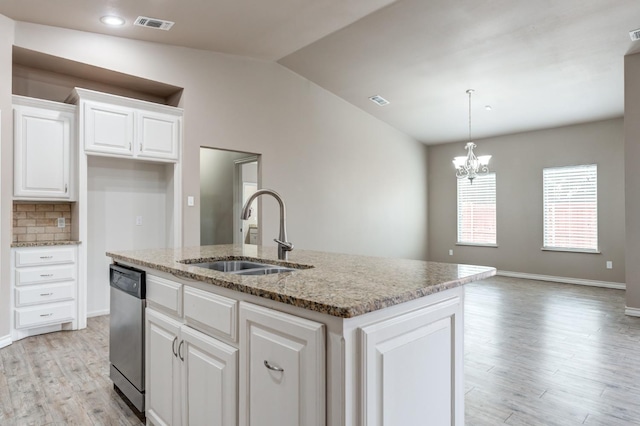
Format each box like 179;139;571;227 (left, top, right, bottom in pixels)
0;316;143;426
0;277;638;425
465;276;640;425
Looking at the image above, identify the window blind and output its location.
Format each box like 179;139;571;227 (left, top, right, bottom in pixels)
457;173;496;245
543;164;597;251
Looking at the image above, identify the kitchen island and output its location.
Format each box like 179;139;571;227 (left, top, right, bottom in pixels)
107;245;495;426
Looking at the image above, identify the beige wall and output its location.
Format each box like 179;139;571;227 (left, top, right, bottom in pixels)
428;118;625;284
625;52;640;309
0;16;15;341
10;22;428;262
200;148;250;245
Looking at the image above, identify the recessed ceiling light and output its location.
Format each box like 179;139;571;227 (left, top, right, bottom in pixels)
100;15;125;27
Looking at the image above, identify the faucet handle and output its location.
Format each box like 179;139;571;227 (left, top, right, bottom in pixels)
274;239;294;251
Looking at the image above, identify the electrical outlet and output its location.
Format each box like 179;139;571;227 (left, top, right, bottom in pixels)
449;249;453;256
136;216;143;226
606;261;613;269
187;196;195;207
57;217;65;228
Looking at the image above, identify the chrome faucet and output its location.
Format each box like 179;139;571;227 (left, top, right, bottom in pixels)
241;189;293;260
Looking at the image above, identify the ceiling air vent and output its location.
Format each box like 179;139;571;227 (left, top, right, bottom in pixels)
631;28;640;41
369;95;390;106
134;16;175;31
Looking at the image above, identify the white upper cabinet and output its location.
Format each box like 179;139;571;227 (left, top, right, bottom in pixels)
13;96;75;200
136;110;181;161
84;101;135;156
70;88;182;163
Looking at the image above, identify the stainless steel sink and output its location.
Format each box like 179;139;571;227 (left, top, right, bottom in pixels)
189;260;296;275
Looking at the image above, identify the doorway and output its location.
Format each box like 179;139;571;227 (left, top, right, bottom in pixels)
200;147;260;245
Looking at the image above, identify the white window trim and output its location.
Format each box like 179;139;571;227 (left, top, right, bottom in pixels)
456;172;497;246
542;164;598;252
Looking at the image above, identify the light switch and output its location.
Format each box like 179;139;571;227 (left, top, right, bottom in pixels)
187;196;195;207
606;261;613;269
449;249;453;256
57;217;65;228
136;216;143;226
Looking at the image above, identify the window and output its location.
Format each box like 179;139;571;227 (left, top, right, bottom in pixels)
457;173;496;245
543;164;597;252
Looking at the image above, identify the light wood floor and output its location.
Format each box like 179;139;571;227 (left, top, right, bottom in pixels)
465;276;640;425
0;315;143;426
0;277;639;425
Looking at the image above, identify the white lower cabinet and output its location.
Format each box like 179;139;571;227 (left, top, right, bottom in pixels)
239;302;325;426
146;308;238;426
11;245;79;341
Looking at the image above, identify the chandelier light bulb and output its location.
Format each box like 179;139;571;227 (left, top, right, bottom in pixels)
452;90;491;183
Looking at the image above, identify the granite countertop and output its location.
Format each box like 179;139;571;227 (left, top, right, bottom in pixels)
107;245;496;318
12;240;82;248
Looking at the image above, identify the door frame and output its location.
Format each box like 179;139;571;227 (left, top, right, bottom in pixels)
233;156;260;245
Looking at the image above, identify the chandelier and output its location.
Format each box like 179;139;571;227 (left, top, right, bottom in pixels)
453;89;491;183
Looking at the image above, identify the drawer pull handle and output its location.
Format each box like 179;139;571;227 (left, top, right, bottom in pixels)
172;337;178;357
40;293;54;296
178;340;184;361
40;274;54;277
264;360;284;372
40;256;53;259
40;313;53;317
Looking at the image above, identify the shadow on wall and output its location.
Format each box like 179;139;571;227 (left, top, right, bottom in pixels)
200;147;259;245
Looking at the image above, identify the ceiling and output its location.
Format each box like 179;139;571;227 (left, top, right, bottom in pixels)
1;0;639;144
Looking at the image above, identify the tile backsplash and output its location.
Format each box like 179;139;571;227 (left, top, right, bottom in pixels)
13;202;72;243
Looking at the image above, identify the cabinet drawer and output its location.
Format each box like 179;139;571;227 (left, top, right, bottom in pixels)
147;275;183;317
184;286;237;342
15;248;75;267
15;302;74;329
15;265;75;286
15;282;75;307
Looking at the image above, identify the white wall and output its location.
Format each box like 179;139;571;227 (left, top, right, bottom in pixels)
11;22;429;260
87;156;170;316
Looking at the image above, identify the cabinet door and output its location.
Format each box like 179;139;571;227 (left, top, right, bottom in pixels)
239;302;325;426
146;308;182;426
136;110;180;162
359;295;464;426
83;101;134;156
181;325;238;426
14;105;72;199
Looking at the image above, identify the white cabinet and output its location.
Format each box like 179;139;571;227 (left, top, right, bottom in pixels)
359;294;464;426
181;325;238;426
146;280;238;426
146;308;182;426
136;110;181;161
83;100;134;156
13;96;75;200
239;302;325;426
71;88;182;163
11;245;79;341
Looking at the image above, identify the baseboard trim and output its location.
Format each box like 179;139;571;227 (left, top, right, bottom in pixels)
497;270;626;290
625;307;640;317
87;309;110;318
0;334;12;349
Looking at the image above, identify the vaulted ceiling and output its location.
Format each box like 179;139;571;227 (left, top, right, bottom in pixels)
1;0;639;144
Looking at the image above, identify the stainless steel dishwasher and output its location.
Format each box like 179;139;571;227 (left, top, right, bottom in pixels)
109;264;146;414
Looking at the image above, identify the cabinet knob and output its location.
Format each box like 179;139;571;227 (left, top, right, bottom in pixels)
264;360;284;372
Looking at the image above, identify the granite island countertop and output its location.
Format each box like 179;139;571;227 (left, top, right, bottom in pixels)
107;244;496;318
